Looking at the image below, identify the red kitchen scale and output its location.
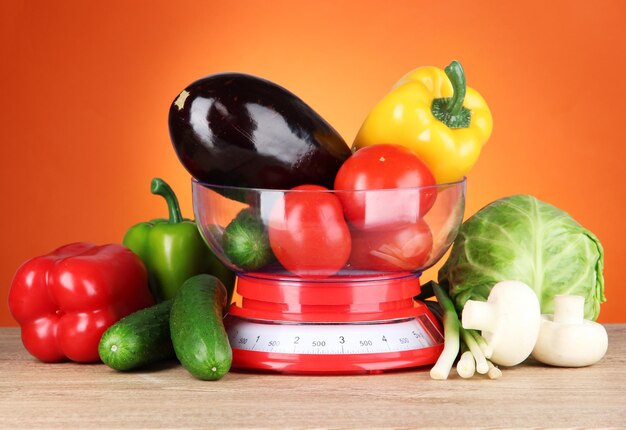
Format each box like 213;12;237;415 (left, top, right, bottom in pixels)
224;271;443;374
193;179;465;375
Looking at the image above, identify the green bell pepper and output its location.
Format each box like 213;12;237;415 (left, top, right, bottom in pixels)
123;178;235;302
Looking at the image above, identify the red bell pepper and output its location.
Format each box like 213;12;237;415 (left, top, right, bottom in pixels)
8;242;154;363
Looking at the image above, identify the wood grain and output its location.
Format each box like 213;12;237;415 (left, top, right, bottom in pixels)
1;326;624;429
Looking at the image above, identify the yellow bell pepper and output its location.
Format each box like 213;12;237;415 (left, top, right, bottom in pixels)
353;61;493;184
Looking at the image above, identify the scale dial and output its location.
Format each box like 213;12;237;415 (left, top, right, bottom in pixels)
227;315;440;355
225;310;444;374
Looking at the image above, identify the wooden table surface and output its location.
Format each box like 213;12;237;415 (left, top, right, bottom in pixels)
1;326;624;429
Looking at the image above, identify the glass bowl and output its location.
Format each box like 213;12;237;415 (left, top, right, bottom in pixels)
192;179;465;280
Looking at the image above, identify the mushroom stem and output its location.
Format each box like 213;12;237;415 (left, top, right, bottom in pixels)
553;295;584;324
462;300;496;332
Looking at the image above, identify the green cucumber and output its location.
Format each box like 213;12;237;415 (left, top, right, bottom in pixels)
98;300;174;371
170;274;232;380
222;208;274;270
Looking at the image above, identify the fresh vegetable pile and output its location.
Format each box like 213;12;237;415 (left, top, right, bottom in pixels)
426;195;607;379
9;179;235;380
8;59;607;382
208;142;446;277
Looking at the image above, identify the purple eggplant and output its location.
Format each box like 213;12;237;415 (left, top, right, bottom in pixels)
168;73;352;190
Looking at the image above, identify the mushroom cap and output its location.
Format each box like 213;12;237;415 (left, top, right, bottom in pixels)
482;281;541;366
531;315;608;367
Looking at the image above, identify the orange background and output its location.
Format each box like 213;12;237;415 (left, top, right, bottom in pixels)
1;0;625;325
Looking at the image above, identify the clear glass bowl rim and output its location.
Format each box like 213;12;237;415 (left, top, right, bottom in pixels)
191;177;466;193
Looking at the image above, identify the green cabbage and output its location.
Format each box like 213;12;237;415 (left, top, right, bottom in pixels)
438;194;605;320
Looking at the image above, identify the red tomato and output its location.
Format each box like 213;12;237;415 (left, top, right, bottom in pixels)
349;220;433;272
268;185;351;277
334;144;437;230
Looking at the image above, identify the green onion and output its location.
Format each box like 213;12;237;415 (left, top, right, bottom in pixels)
430;283;461;380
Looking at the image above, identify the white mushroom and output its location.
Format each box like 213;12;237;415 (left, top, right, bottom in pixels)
461;280;541;367
531;295;608;367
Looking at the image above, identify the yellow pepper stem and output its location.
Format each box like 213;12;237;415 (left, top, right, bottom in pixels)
431;60;471;129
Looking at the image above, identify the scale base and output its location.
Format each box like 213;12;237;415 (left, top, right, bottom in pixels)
225;303;443;375
230;345;444;375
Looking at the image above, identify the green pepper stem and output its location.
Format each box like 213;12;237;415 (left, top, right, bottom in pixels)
151;178;183;224
444;61;467;116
